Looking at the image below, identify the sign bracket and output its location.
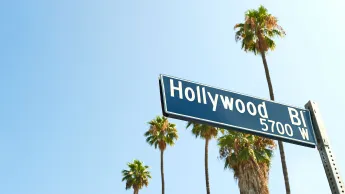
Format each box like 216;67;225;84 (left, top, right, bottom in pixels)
305;101;344;194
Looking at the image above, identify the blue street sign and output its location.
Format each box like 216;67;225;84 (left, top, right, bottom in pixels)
159;75;316;148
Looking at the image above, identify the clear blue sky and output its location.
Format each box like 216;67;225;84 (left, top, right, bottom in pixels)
1;0;344;194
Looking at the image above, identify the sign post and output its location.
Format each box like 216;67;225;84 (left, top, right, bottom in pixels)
305;101;344;194
159;75;316;147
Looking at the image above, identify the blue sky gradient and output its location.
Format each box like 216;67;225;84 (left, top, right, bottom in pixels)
1;0;345;194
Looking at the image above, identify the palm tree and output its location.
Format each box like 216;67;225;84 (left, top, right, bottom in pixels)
144;116;178;194
234;5;290;193
186;122;220;194
122;159;152;194
218;131;275;194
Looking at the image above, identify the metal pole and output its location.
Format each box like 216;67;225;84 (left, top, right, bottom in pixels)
305;101;344;194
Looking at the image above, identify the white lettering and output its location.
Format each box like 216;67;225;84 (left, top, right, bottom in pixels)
235;99;245;113
247;102;257;116
185;87;195;101
220;95;234;111
196;86;201;103
299;127;309;140
207;92;219;111
260;118;268;131
288;107;301;126
268;120;275;132
202;87;207;104
276;122;284;135
285;124;293;137
170;79;183;99
258;102;268;118
300;111;307;128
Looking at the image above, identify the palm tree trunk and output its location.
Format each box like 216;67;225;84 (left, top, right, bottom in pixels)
278;141;290;194
238;161;262;194
133;187;139;194
161;149;165;194
260;52;275;101
260;51;291;194
205;138;211;194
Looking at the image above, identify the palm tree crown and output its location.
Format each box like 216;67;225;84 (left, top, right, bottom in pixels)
144;116;178;151
122;159;151;193
218;131;275;194
234;5;285;55
186;122;219;140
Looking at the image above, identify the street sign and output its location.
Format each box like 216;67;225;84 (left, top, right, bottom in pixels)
159;74;316;148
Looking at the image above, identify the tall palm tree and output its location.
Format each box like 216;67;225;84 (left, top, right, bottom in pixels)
122;159;152;194
186;122;220;194
218;131;275;194
234;5;290;193
144;116;178;194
